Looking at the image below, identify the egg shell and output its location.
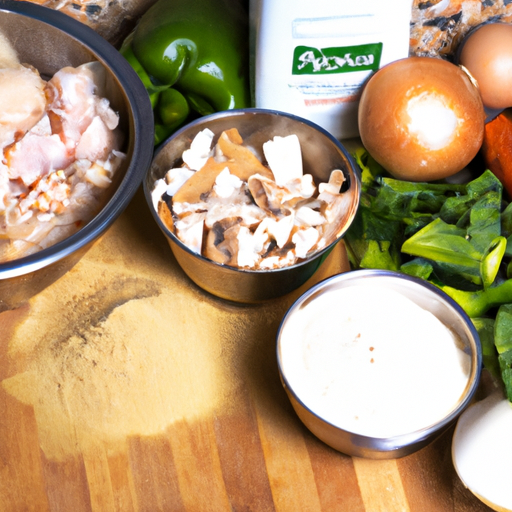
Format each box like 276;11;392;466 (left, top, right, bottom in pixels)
460;23;512;111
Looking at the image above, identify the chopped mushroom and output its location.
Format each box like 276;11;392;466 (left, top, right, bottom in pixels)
174;212;206;254
247;173;316;213
316;169;351;227
319;169;345;195
292;227;320;258
182;127;214;170
259;215;295;249
296;206;326;227
152;129;352;270
262;134;303;186
237;223;271;268
213;168;244;198
164;167;195;196
205;217;241;266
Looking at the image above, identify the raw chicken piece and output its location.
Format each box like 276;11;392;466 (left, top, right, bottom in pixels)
0;66;46;148
46;65;100;154
6;132;71;186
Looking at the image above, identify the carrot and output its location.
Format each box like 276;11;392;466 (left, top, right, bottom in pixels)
481;109;512;199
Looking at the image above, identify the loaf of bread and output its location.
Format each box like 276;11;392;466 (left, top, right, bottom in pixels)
410;0;512;60
17;0;158;46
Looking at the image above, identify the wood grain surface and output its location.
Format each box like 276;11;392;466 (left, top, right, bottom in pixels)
0;188;493;512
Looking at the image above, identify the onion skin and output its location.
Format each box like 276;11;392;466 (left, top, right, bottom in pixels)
358;57;485;182
460;23;512;111
452;389;512;512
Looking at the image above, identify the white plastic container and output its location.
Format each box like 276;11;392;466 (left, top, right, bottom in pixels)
250;0;413;140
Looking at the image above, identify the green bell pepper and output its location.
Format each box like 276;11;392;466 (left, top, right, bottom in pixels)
120;0;250;145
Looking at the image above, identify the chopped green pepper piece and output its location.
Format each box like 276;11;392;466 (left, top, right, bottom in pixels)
439;279;512;318
481;236;507;289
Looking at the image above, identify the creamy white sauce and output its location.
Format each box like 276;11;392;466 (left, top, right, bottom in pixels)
279;283;471;438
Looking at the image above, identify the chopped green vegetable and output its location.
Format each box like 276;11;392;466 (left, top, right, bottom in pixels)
345;152;508;294
498;350;512;401
492;305;512;401
495;304;512;354
402;218;483;285
472;317;501;380
468;312;512;401
401;258;433;280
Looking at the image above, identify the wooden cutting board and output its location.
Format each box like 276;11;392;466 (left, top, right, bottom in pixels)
0;187;493;512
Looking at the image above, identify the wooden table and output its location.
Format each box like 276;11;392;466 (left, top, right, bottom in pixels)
0;186;493;512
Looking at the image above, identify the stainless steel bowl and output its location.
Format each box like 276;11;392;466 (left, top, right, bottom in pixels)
277;269;482;459
0;0;154;311
144;108;361;303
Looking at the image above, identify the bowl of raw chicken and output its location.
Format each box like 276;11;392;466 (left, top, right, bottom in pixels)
145;108;361;303
0;0;154;311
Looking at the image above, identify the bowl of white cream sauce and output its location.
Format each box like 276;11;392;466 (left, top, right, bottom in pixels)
277;269;482;459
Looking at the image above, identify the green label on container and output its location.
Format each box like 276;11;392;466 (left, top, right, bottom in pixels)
292;43;383;75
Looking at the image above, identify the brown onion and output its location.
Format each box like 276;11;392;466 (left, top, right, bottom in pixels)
358;57;485;182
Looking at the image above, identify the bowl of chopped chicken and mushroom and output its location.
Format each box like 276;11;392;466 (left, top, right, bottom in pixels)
0;0;154;311
145;108;361;303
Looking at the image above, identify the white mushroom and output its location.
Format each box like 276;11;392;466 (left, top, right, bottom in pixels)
318;170;352;226
259;250;296;269
247;173;317;213
237;223;271;268
319;169;346;195
205;217;241;266
213;168;244;199
258;214;295;249
175;212;206;255
292;227;320;258
263;134;303;186
164;167;195;196
295;206;326;227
